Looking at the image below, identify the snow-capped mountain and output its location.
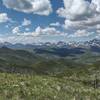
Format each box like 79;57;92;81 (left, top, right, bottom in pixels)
0;39;100;49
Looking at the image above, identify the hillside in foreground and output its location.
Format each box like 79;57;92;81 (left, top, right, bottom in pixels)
0;44;100;100
0;73;100;100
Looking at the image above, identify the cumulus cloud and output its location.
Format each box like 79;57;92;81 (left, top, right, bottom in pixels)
12;26;66;37
5;26;67;44
50;22;60;27
68;29;95;38
64;15;100;30
73;30;92;37
57;0;96;20
12;26;20;34
57;7;67;18
2;0;52;15
35;26;65;36
92;0;100;12
17;26;66;36
22;18;31;26
57;0;100;37
12;18;31;34
0;35;42;44
0;13;9;23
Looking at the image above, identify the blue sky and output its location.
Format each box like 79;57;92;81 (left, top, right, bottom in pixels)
0;0;100;43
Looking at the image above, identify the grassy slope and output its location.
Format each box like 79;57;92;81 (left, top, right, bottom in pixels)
0;61;100;100
0;47;100;99
0;73;100;100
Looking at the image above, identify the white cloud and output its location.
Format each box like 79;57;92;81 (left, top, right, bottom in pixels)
57;7;67;18
74;30;91;37
0;13;9;23
12;19;31;34
22;18;31;26
92;0;100;12
3;0;52;15
12;26;20;34
57;0;96;20
0;35;41;44
0;25;68;44
57;0;100;38
35;26;65;36
68;29;94;38
5;26;67;44
12;26;66;37
50;22;60;27
16;26;65;37
64;15;100;30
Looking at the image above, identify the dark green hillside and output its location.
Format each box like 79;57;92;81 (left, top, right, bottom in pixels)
0;47;88;75
0;46;100;99
0;47;42;73
0;46;100;75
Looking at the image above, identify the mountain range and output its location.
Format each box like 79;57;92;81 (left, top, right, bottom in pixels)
0;38;100;47
0;38;99;74
0;39;100;55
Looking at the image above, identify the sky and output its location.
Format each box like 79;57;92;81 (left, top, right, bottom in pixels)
0;0;100;44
